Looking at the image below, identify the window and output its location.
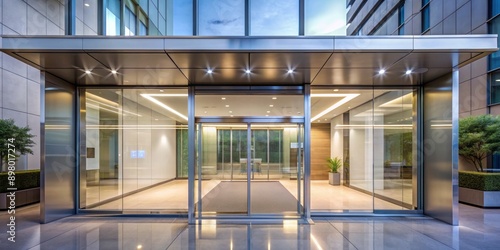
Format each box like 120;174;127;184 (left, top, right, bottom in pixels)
421;0;430;32
198;0;245;35
491;0;500;18
124;7;137;36
250;0;299;36
106;0;121;35
305;0;346;35
139;21;148;36
167;0;193;35
489;16;500;70
398;4;405;35
490;70;500;104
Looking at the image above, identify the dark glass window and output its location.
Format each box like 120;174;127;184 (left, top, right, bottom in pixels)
489;16;500;70
491;0;500;18
398;4;405;35
490;70;500;104
421;0;430;32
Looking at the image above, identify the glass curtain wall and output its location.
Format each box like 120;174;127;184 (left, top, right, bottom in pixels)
80;88;188;212
310;88;418;212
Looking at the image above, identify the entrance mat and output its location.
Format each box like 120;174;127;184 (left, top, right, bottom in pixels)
196;181;300;214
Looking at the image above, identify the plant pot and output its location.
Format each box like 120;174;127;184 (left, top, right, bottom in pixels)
329;172;340;185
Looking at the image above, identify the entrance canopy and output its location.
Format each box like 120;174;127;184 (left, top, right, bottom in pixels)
0;35;497;85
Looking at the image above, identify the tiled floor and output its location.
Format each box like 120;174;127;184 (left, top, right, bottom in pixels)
1;203;500;249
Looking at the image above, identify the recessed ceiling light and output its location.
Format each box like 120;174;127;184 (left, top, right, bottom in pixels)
207;69;213;74
317;120;321;122
111;70;117;74
267;111;271;113
84;3;90;7
272;97;277;100
230;115;234;117
221;97;226;100
266;115;269;117
245;69;251;74
496;79;500;82
85;70;91;74
405;70;412;75
204;111;207;114
225;105;229;108
333;89;339;92
159;89;164;92
137;245;142;249
229;111;232;113
287;69;294;73
269;104;274;107
155;118;158;121
378;69;386;74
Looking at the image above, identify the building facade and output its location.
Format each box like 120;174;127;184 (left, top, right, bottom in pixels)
0;0;497;225
347;0;500;169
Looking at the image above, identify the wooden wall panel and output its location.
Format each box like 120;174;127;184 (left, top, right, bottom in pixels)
311;123;331;180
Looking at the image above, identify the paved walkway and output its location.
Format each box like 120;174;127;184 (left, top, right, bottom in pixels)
1;204;499;249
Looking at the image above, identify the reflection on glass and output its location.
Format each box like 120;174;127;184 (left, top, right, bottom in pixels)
124;7;137;36
250;0;299;36
305;0;346;35
199;0;245;35
82;89;188;212
167;0;193;35
106;0;121;35
76;0;98;35
310;88;418;212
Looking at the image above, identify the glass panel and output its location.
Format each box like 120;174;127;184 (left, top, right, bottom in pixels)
106;0;121;35
197;123;248;215
489;16;500;71
305;0;346;35
198;0;245;35
250;0;299;36
167;0;193;35
76;0;99;35
421;6;430;32
139;21;148;35
125;7;137;36
492;0;500;18
491;70;500;104
310;88;419;212
250;124;302;215
81;88;188;212
373;90;415;210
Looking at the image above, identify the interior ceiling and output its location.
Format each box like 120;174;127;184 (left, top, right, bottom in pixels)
9;50;478;86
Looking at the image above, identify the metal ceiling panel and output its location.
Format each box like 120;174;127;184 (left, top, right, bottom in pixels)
312;68;417;85
323;52;410;68
74;68;189;85
180;68;318;84
334;36;413;52
249;53;332;68
88;52;177;69
16;52;106;69
168;53;249;69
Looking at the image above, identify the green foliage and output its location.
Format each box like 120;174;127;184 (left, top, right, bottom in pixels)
459;115;500;172
327;157;342;173
459;171;500;191
0;170;40;193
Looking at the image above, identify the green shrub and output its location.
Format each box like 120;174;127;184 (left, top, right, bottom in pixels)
459;171;500;191
0;170;40;193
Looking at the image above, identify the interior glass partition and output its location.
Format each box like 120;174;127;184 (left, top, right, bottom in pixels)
79;88;188;213
310;88;419;212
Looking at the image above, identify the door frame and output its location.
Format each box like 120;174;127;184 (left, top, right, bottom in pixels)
188;85;311;223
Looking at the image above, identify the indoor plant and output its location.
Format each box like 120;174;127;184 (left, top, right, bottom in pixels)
327;157;342;185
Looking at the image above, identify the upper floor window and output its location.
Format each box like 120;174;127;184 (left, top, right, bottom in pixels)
489;15;500;71
250;0;299;36
106;0;121;36
167;0;193;35
490;70;500;105
398;3;405;35
305;0;346;35
198;0;245;35
491;0;500;18
124;7;137;36
421;0;430;33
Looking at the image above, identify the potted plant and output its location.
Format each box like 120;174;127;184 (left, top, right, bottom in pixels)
327;157;342;185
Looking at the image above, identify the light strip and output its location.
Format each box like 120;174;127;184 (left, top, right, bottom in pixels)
86;99;142;117
310;94;359;122
143;93;188;97
141;94;188;121
86;92;119;107
87;103;120;115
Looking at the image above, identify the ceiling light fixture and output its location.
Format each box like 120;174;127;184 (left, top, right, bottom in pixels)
84;3;90;7
405;70;412;75
378;69;386;74
333;89;339;92
159;89;164;92
229;111;232;113
85;70;91;74
269;104;274;107
272;97;277;100
111;70;117;74
225;105;230;108
287;69;294;73
496;79;500;82
207;69;213;74
245;69;251;74
221;97;226;100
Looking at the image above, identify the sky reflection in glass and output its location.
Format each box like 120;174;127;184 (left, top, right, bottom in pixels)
199;0;245;35
250;0;299;36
